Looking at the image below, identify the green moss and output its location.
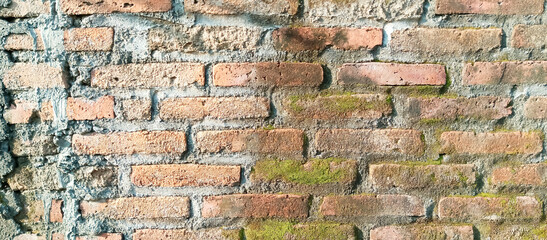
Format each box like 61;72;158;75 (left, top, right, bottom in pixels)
222;229;244;240
388;159;442;167
245;220;351;240
263;125;275;130
252;158;352;185
419;118;444;124
287;90;391;115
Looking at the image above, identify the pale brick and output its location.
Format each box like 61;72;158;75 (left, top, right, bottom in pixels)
80;197;190;219
131;164;241;187
202;194;308;218
320;195;425;217
184;0;298;15
440;131;543;155
64;28;114;51
3;63;68;90
72;131;186;155
213;62;323;87
67;96;115;121
160;97;269;120
338;63;446;86
273;27;382;51
61;0;171;15
463;61;547;85
436;0;544;15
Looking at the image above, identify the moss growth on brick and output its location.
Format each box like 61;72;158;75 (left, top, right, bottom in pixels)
287;90;391;115
252;158;354;185
222;229;244;240
245;220;353;240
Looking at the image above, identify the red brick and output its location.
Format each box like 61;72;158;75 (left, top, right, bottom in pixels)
391;28;502;56
491;164;547;187
0;0;50;17
463;61;547;85
72;131;186;155
370;225;474;240
524;97;547;119
320;195;425;217
436;0;544;15
61;0;171;15
439;196;542;221
512;25;547;49
273;27;382;51
440;131;543;155
67;96;115;121
284;93;392;120
4;32;45;51
64;28;114;52
315;129;425;156
3;63;68;90
121;99;151;121
131;164;241;187
133;229;235;240
91;63;204;89
213;62;323;87
184;0;298;15
369;164;476;191
80;197;190;220
75;234;122;240
50;200;63;223
411;96;512;120
160;97;269;120
338;63;446;86
202;194;308;218
196;129;303;156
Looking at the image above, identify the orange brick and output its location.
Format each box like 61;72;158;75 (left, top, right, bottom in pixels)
440;131;543;155
202;194;308;218
160;97;269;120
72;131;186;155
61;0;171;15
67;96;115;121
4;32;45;51
131;164;241;187
3;63;68;90
338;63;446;86
439;196;542;221
64;28;114;51
463;61;547;85
50;200;63;223
213;62;323;87
80;197;190;220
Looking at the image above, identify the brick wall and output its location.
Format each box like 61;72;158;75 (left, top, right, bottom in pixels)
0;0;546;239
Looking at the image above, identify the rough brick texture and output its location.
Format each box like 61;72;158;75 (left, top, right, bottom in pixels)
463;61;547;85
4;33;45;51
438;196;542;221
370;225;474;240
91;63;205;89
213;63;323;87
315;129;425;156
61;0;171;15
121;99;151;120
67;96;115;120
410;96;512;120
196;129;303;156
72;131;186;155
3;63;68;90
338;63;446;86
64;28;114;51
440;131;543;155
131;164;240;187
80;197;190;219
490;164;547;187
435;0;544;15
133;229;234;240
273;27;382;51
160;97;269;120
524;97;547;119
512;25;547;49
0;0;50;17
320;195;425;217
50;200;63;223
184;0;298;15
202;194;309;218
3;100;53;124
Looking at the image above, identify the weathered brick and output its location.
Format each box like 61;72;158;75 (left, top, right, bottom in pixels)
306;0;425;22
4;33;45;51
440;131;543;155
338;63;446;86
524;97;547;119
245;221;355;240
315;129;425;156
410;96;512;120
61;0;171;15
64;28;114;51
273;27;382;51
251;158;357;194
370;225;474;240
7;164;62;190
91;63;204;89
50;200;63;223
75;166;118;188
284;93;392;120
133;229;236;240
160;97;269;120
80;197;190;220
196;129;303;156
3;63;68;90
11;136;58;157
149;25;262;52
438;196;542;221
512;25;547;49
202;194;308;218
75;234;122;240
67;96;115;121
391;28;502;56
463;61;547;85
491;164;547;187
369;163;476;191
213;62;323;87
76;234;122;240
13;234;46;240
3;100;54;124
131;164;241;187
476;224;547;240
320;195;425;217
52;233;64;240
436;0;544;15
184;0;298;15
72;131;186;155
121;99;151;121
0;0;50;17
